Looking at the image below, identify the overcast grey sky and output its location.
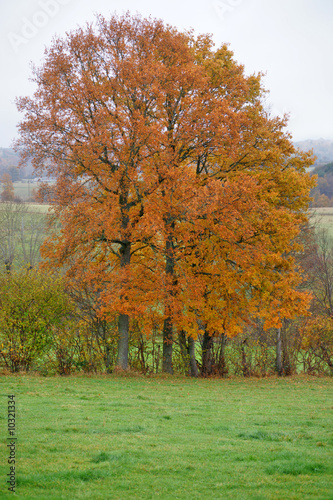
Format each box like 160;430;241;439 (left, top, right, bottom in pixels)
0;0;332;147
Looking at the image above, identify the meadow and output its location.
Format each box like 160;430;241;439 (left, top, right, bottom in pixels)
13;181;54;207
13;182;38;201
0;375;332;499
310;207;333;236
0;201;49;271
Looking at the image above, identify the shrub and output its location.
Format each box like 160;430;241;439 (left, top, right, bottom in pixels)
0;269;74;372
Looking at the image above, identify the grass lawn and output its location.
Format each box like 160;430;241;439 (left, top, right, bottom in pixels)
0;375;332;499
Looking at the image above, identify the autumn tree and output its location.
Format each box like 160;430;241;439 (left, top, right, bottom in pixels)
140;44;315;373
1;173;15;201
16;13;315;372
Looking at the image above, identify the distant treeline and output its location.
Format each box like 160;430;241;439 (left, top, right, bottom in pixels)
0;148;32;180
311;162;333;207
294;139;333;167
2;139;333;179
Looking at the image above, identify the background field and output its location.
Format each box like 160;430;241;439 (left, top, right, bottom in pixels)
310;207;333;237
13;182;54;205
0;375;332;499
13;182;38;201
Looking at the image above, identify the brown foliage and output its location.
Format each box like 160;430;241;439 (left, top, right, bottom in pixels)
1;173;14;201
15;13;315;372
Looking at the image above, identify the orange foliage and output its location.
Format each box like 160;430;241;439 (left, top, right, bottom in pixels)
15;13;315;369
1;173;14;201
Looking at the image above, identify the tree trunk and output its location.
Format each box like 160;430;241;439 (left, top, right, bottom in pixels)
241;339;250;377
163;317;173;374
217;334;227;377
4;259;12;274
281;320;292;375
179;329;188;371
201;330;213;376
179;330;198;377
117;241;131;370
276;327;282;376
105;341;112;374
162;224;175;374
188;336;198;377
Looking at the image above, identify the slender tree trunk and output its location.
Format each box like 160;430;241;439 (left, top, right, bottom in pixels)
217;334;227;377
117;312;129;369
201;330;213;376
281;320;292;375
319;346;333;374
103;322;112;374
4;259;12;274
179;330;198;377
117;241;131;370
188;336;198;377
276;327;282;376
163;317;173;374
241;339;250;377
162;225;175;374
155;345;161;374
105;343;112;374
116;174;132;371
179;329;188;371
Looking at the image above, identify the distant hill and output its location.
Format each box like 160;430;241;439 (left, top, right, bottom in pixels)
310;161;333;207
2;140;333;179
0;147;21;166
294;139;333;166
312;161;333;178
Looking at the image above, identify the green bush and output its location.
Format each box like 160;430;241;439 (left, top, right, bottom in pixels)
0;269;73;372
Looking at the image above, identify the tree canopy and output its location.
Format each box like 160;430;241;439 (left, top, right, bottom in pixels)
16;12;315;372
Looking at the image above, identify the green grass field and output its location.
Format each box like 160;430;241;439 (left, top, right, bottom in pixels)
13;182;37;201
0;375;332;499
0;202;49;269
310;207;333;237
